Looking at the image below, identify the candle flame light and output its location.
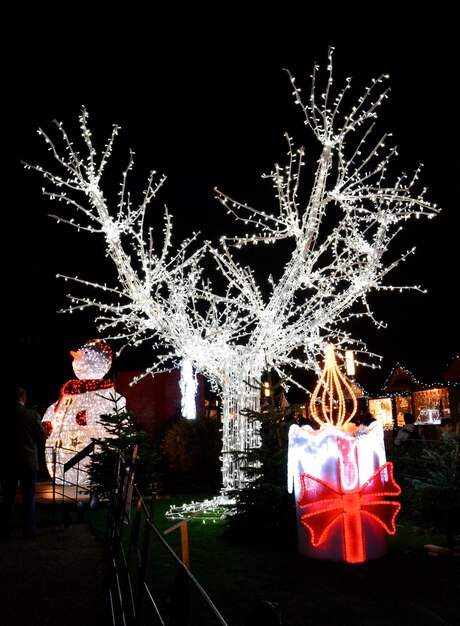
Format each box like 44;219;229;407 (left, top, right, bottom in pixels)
309;344;357;428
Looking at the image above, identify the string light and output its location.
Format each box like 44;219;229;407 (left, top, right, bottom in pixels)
26;48;439;501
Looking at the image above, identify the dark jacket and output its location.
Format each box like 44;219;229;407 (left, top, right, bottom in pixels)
394;423;420;448
0;402;47;473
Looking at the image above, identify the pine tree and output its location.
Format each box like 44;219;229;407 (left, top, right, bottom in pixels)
87;402;162;499
402;434;460;549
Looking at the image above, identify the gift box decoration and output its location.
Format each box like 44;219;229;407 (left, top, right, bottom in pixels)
287;345;401;562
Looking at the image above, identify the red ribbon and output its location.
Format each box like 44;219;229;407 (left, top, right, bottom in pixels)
298;462;401;563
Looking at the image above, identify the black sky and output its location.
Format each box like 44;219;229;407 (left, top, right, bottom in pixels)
4;3;459;410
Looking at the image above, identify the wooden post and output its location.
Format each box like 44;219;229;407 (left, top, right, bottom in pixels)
180;523;190;568
164;508;205;569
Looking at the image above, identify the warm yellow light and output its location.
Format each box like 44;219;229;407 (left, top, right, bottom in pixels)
309;344;357;428
264;382;270;397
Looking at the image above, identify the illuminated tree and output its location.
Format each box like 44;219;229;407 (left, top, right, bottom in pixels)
25;48;439;495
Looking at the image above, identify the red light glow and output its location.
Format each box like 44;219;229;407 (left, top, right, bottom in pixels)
298;461;401;563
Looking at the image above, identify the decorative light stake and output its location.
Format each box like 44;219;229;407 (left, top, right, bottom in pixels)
345;350;355;377
288;345;401;563
180;358;197;420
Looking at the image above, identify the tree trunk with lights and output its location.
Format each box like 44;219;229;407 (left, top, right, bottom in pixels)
219;349;264;491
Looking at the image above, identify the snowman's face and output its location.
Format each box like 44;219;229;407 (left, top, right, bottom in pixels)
71;344;111;379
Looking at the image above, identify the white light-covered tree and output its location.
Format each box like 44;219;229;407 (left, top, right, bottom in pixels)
25;49;439;496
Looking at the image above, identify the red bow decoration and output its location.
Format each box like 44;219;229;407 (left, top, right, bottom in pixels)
298;462;401;563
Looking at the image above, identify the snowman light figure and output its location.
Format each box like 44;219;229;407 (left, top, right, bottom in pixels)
42;338;126;486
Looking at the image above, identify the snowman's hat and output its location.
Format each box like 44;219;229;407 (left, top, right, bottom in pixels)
71;338;113;363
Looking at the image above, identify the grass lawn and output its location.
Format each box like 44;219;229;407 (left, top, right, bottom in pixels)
84;492;460;626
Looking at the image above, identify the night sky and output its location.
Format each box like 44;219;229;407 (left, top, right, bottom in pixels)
4;3;459;411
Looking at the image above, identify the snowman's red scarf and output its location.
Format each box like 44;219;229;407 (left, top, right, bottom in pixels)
54;378;115;413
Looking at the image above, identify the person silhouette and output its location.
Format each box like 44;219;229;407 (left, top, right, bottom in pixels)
0;386;47;539
394;412;420;447
439;417;456;443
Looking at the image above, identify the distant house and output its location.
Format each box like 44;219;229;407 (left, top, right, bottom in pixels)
367;355;460;431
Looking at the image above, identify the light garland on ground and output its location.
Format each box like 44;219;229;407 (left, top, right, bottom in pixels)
165;494;236;522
